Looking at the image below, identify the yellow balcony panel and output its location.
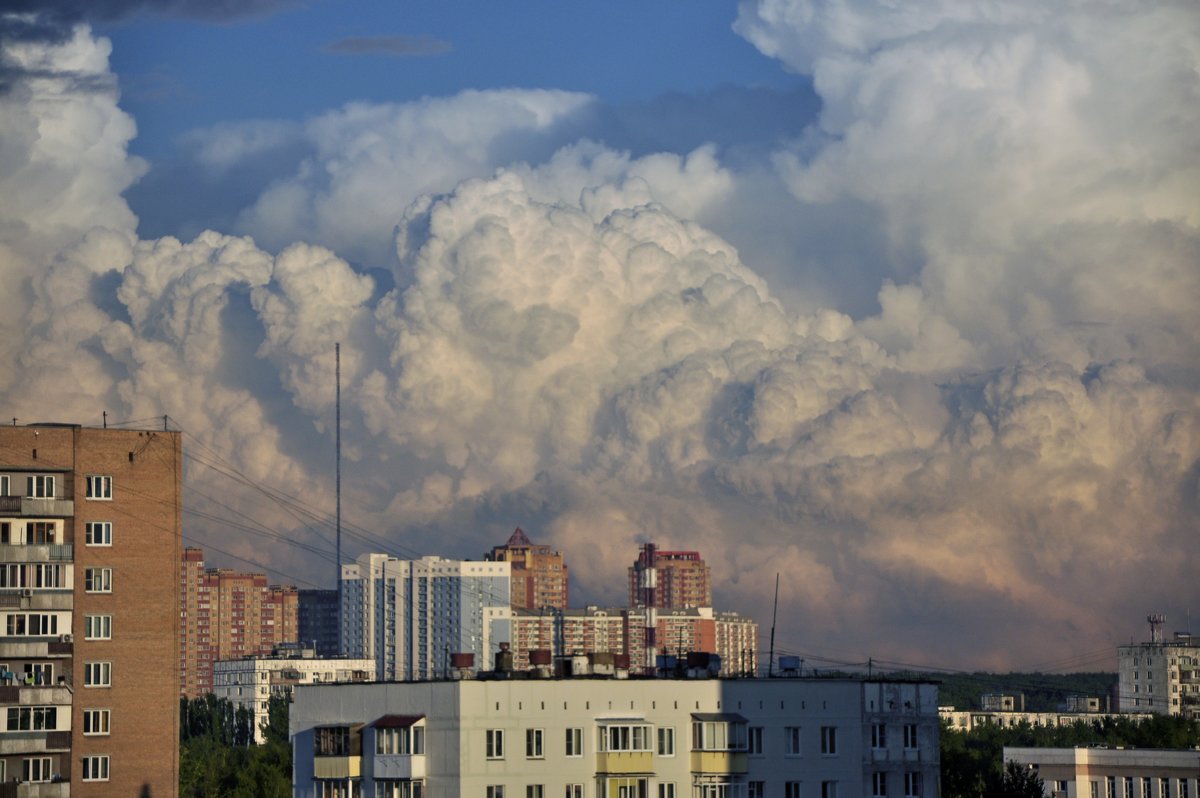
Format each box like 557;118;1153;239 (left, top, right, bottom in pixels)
595;750;654;774
314;755;362;779
690;751;748;774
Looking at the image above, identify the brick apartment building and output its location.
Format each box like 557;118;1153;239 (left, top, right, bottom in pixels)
485;527;569;610
180;547;299;697
0;423;181;797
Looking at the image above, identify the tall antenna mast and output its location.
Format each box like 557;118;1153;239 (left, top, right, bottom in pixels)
768;573;779;677
336;342;343;654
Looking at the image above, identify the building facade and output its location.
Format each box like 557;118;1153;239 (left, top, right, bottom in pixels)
485;528;569;611
1003;747;1200;798
628;544;712;610
510;606;757;677
212;647;374;744
291;676;941;798
340;554;511;681
179;546;300;697
1117;628;1200;718
299;588;341;657
0;423;181;797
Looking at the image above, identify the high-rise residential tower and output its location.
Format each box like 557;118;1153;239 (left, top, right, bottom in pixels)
628;543;712;610
340;554;511;681
485;527;569;610
179;547;299;697
0;423;181;796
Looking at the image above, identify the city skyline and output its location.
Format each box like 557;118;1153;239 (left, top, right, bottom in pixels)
1;0;1196;671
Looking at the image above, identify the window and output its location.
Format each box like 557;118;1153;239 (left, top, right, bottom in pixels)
527;787;544;798
872;724;887;749
821;726;837;755
487;788;505;798
748;784;764;798
316;726;351;756
1091;782;1099;798
0;475;8;496
1127;779;1135;798
786;726;802;756
822;782;838;798
82;755;110;781
565;727;583;757
1181;779;1190;798
486;729;504;759
873;773;888;797
660;785;678;798
692;719;746;751
1143;780;1152;798
26;521;55;544
5;613;60;637
85;614;112;640
1057;782;1070;794
86;475;113;500
86;521;113;546
598;723;652;752
84;661;111;687
375;781;423;798
526;728;544;758
23;757;52;783
566;786;583;798
786;783;802;798
85;567;113;593
903;724;918;749
377;726;423;755
748;726;763;755
84;709;111;735
905;772;922;798
1108;777;1117;798
25;475;54;499
6;706;57;731
657;726;675;756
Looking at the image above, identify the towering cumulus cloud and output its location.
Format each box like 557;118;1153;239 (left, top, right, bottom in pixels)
1;5;1196;667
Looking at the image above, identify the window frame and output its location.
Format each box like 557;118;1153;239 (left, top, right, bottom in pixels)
85;567;113;593
83;709;111;736
25;476;54;499
657;726;675;757
526;728;544;759
85;521;113;547
902;724;918;750
785;725;802;757
821;726;837;755
85;475;113;501
84;661;112;688
82;754;110;782
565;727;583;757
486;728;505;759
84;614;112;640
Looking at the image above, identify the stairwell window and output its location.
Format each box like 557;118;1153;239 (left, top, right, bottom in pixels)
486;729;504;759
85;568;113;593
86;521;112;546
821;726;837;755
84;615;112;640
84;661;111;687
526;728;544;758
86;475;112;500
82;755;110;781
786;726;802;756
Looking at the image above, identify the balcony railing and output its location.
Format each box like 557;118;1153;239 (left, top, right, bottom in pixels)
0;497;73;517
0;545;72;563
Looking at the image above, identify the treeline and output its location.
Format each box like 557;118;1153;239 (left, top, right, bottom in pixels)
942;715;1200;798
179;695;291;797
936;672;1117;711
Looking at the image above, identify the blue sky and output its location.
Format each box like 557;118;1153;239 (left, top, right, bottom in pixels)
2;0;1197;669
100;2;800;159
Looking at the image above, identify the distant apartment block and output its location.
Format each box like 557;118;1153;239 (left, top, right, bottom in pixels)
485;527;569;610
629;542;712;609
0;423;181;797
1003;746;1199;798
298;588;340;657
511;605;757;676
179;547;299;697
212;646;374;744
1117;615;1199;717
340;554;511;681
941;708;1153;732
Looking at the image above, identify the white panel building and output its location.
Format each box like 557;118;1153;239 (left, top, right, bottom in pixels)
290;676;941;798
1117;620;1199;717
340;554;511;681
1003;747;1200;798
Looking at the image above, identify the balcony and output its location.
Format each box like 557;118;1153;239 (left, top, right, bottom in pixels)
372;754;426;780
595;751;654;774
314;755;362;779
690;751;748;774
0;730;72;756
0;685;73;705
0;545;73;564
0;498;73;518
0;781;71;798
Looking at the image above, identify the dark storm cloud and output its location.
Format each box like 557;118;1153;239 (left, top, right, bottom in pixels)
322;35;452;57
1;0;298;26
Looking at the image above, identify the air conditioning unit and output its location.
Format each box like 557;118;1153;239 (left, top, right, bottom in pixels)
19;588;33;598
59;634;72;643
